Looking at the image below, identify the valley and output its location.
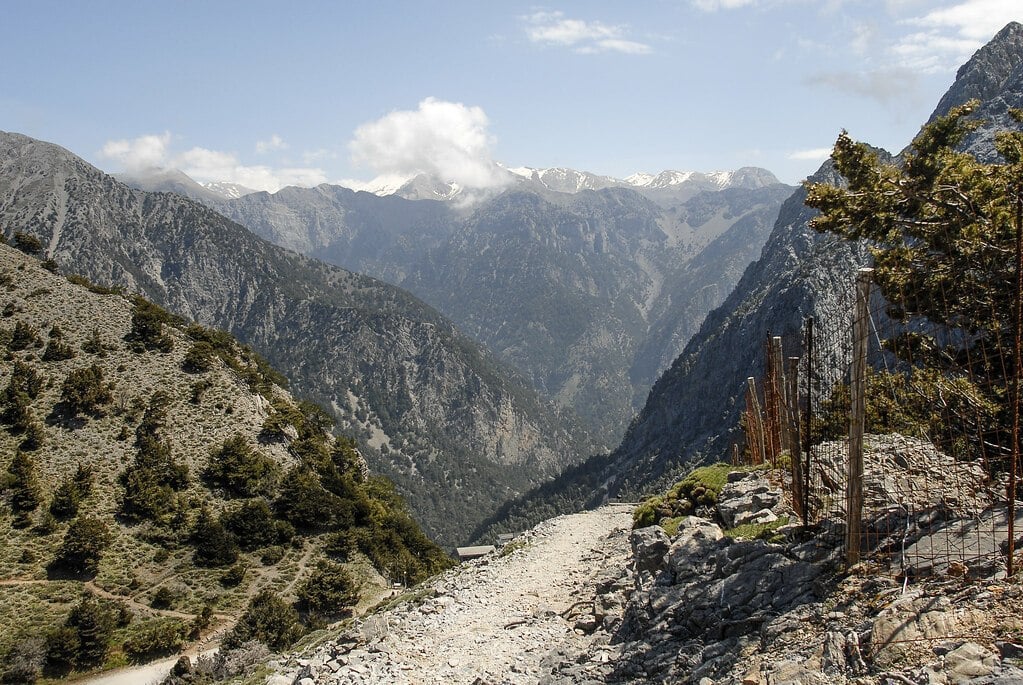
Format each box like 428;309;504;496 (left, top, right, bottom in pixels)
2;14;1023;685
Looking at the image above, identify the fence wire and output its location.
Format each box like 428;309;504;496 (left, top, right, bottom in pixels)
737;261;1021;580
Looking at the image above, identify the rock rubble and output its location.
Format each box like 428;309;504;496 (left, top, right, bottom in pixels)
262;462;1023;685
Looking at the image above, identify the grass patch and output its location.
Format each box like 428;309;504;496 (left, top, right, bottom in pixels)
724;516;790;543
634;462;746;529
498;539;529;557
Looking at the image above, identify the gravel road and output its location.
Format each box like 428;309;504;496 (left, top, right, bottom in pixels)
271;503;635;684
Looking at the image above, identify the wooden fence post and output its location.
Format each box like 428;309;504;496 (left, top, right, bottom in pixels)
786;356;803;521
847;268;873;567
746;377;766;465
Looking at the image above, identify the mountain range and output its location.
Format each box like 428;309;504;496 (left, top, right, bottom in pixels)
0;135;597;546
123;161;792;444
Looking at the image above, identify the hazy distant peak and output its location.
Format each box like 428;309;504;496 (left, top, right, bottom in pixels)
202;180;257;199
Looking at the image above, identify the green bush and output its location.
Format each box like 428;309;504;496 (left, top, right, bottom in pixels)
126;297;174;352
81;327;107;356
633;463;737;530
182;341;216;373
8;321;41;351
64;593;115;667
12;232;42;255
123;618;186;662
191;507;238;567
7;449;42;515
51;516;112;577
221;590;303;652
60;365;113;416
296;560;360;619
204;434;279;498
220;499;287;550
42;338;75;362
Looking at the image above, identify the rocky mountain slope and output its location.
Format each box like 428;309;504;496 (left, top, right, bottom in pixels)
595;19;1023;498
0;134;595;547
178;175;791;443
465;21;1023;539
0;242;450;683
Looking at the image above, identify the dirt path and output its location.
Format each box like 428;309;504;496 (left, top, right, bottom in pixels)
279;503;635;684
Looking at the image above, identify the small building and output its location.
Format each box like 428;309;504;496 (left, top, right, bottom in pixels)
456;545;496;562
496;533;516;547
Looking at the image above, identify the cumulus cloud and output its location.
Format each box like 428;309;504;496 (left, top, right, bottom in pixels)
255;134;288;154
101;132;171;170
348;97;507;189
895;0;1020;72
690;0;757;11
804;68;921;105
787;147;832;161
524;11;652;54
99;133;325;192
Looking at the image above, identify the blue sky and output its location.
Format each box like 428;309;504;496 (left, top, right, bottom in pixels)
2;0;1020;190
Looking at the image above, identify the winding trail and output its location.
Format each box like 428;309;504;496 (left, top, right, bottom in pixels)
282;503;635;684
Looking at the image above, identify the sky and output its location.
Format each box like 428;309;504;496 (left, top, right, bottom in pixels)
1;0;1020;191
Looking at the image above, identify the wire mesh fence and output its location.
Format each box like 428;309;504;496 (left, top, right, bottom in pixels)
736;260;1021;581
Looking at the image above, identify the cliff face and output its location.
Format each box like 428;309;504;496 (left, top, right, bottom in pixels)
0;131;595;545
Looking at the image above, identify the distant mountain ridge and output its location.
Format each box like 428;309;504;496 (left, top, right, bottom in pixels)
0;131;596;546
183;171;792;444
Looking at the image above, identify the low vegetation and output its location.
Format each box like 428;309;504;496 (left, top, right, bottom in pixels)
632;462;738;529
0;245;453;682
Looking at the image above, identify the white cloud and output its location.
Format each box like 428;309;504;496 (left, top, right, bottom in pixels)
787;147;832;161
100;132;171;170
348;97;507;189
524;11;652;54
99;133;325;192
895;0;1020;72
690;0;757;11
804;68;921;105
255;134;287;154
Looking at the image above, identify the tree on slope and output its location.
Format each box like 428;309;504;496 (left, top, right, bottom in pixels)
805;102;1023;458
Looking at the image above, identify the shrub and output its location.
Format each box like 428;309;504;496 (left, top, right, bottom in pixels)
42;337;75;361
182;341;216;373
49;465;94;520
12;232;42;255
64;593;115;667
19;419;44;450
81;327;107;356
221;499;285;550
123;618;186;661
126;297;174;352
7;449;42;515
60;364;113;416
296;560;360;619
1;635;45;684
150;586;177;610
8;321;41;351
51;516;112;577
204;435;278;498
220;562;247;588
191;507;238;567
221;590;303;652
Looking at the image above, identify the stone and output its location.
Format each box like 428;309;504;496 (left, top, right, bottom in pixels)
717;475;783;529
943;641;998;680
631;526;671;576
